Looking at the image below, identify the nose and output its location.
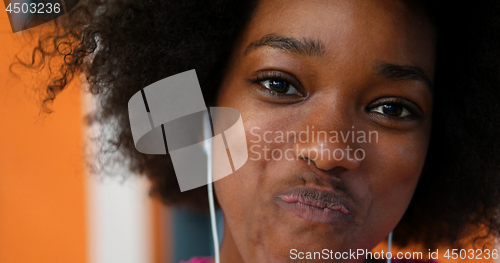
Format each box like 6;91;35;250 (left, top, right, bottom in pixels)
292;125;362;172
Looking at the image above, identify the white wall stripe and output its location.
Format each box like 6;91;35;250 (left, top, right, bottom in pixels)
83;92;153;263
86;174;152;263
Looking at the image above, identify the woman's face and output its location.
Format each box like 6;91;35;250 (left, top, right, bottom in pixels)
214;0;435;262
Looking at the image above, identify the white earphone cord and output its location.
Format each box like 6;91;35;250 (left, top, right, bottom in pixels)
387;231;393;263
208;177;220;263
204;112;220;263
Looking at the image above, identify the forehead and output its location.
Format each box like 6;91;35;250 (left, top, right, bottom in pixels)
239;0;435;79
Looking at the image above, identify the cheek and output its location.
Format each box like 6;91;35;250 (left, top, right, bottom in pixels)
360;130;429;238
215;116;282;207
212;117;274;218
213;104;295;246
212;86;262;212
375;138;426;188
212;124;278;259
378;131;429;189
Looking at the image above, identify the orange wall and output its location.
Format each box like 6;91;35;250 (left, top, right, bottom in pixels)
0;7;88;263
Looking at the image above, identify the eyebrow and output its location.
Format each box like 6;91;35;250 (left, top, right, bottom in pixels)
244;34;325;57
245;35;432;90
374;61;433;90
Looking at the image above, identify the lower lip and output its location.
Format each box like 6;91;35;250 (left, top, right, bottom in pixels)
275;198;351;224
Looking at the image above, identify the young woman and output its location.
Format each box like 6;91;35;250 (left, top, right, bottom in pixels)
24;0;500;262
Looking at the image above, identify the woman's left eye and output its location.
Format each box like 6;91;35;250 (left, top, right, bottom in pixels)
370;104;412;117
261;79;302;96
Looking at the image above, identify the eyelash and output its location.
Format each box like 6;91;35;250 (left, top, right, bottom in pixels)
248;71;305;98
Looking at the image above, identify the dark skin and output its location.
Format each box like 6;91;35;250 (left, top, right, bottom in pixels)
212;0;435;262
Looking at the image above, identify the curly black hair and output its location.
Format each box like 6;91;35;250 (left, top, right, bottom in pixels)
18;0;500;250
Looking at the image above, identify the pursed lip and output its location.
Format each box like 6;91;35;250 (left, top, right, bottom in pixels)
274;185;353;224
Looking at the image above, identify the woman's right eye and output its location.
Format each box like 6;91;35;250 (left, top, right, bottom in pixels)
249;71;306;99
260;79;302;96
366;97;423;122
